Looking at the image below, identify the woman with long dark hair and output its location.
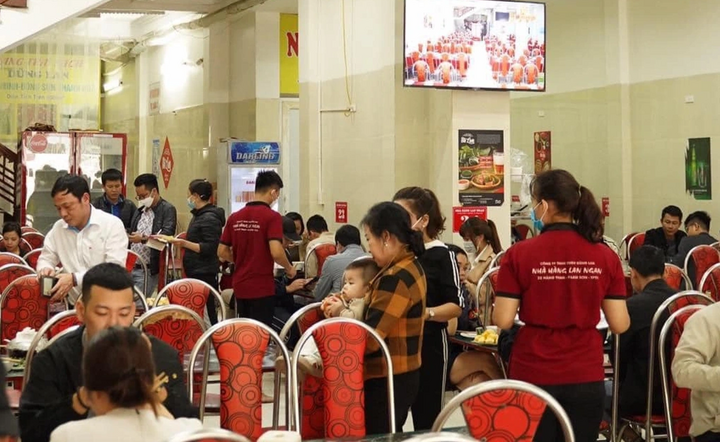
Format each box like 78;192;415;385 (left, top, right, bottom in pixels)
459;217;502;319
49;327;202;442
393;187;462;430
361;202;427;435
494;170;630;442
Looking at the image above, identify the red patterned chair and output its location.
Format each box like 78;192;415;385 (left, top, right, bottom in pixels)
698;263;720;301
0;275;56;344
619;232;640;261
24;249;42;270
291;318;396;438
0;241;32;256
628;233;646;259
20;226;38;235
477;267;500;326
170;232;187;279
658;305;707;441
0;253;27;268
23;310;81;386
488;250;506;269
166;429;250;442
431;379;574;441
157;278;226;322
612;291;713;441
515;224;533;241
0;264;35;296
663;264;692;291
21;232;44;250
188;319;291;440
126;249;149;296
134;305;207;365
305;243;337;278
683;245;720;289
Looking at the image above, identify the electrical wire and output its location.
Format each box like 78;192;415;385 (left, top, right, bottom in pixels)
341;0;353;116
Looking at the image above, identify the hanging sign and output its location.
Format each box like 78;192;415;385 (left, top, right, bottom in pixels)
452;206;488;233
335;202;348;224
229;142;281;164
160;137;174;189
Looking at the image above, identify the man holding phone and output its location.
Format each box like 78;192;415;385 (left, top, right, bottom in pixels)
37;175;129;305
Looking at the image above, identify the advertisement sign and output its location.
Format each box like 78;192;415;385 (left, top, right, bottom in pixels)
458;129;504;207
686;138;712;201
335;202;348;224
160;137;174;189
149;82;161;116
279;14;299;97
28;133;48;153
229;142;281;164
534;131;551;174
602;197;610;217
151;139;161;177
452;206;488;233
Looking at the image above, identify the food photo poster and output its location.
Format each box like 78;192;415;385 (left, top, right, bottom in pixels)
685;137;712;201
458;129;505;207
534;131;551;174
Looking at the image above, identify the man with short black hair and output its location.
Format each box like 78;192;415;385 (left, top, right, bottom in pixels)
672;211;717;275
305;214;335;278
91;168;136;232
129;174;177;297
643;205;686;261
608;245;675;439
37;175;128;304
19;263;196;442
218;171;296;326
313;225;367;301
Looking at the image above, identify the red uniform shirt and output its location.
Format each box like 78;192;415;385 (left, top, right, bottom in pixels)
496;223;626;385
220;202;283;299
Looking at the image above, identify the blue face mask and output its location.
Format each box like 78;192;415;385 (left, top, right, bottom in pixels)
530;202;546;231
186;197;196;210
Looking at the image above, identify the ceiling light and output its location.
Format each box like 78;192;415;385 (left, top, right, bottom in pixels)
103;79;123;92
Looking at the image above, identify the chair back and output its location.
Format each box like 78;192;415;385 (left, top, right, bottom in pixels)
134;305;207;367
404;433;478;442
134;287;150;316
157;278;226;322
188;319;291;439
165;429;251;442
20;226;38;234
619;232;639;261
628;233;646;259
488;250;505;269
663;264;692;291
0;253;27;268
698;262;720;301
0;275;51;343
431;379;575;441
172;232;188;279
0;264;35;296
126;249;149;296
683;245;720;289
21;232;44;250
23;310;80;386
306;243;337;277
292;318;396;437
658;305;707;441
476;267;500;326
515;224;533;241
644;291;714;437
24;249;42;269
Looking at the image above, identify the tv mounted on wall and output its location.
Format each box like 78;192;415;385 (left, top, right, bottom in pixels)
403;0;546;92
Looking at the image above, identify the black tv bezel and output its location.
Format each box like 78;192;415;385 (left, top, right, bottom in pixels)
401;0;547;93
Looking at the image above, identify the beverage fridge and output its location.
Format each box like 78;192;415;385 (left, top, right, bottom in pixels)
19;131;127;233
216;140;282;216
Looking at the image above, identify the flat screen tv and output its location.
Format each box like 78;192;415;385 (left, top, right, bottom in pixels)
403;0;546;92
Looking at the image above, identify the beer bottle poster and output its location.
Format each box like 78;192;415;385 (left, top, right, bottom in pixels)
458;129;505;206
685;138;712;200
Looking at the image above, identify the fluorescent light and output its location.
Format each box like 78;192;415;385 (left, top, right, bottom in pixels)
103;79;123;92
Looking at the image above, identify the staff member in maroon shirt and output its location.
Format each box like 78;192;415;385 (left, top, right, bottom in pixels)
494;169;630;442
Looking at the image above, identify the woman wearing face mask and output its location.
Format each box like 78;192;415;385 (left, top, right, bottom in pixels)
459;217;502;318
493;170;630;442
393;187;462;431
167;179;225;324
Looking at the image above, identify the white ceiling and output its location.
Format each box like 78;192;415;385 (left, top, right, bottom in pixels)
94;0;297;14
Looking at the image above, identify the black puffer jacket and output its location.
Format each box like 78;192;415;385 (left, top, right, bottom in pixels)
184;204;226;276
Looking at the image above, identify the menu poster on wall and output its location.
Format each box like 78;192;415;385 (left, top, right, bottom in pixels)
458;129;504;207
534;131;551;174
151;139;161;177
685;138;712;200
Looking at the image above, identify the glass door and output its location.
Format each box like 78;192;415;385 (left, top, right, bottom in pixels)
75;133;127;202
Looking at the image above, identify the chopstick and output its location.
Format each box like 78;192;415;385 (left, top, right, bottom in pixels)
153;372;169;392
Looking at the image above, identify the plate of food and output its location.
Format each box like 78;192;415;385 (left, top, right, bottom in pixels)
471;172;503;190
459;331;477;339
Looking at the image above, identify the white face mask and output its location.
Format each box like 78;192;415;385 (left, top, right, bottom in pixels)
463;240;476;255
138;196;153;209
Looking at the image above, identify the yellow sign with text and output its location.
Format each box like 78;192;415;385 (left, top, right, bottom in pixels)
279;14;299;97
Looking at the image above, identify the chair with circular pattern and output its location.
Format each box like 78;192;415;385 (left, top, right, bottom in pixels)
21;232;44;250
20;226;38;235
126;249;149;297
0;263;35;296
166;429;251;442
305;243;337;278
628;233;646;259
477;267;500;326
291;318;396;438
431;379;575;441
188;319;292;439
0;274;57;344
0;253;27;269
698;262;720;301
23;310;81;387
683;245;720;290
619;232;640;261
404;433;478;442
658;305;707;442
156;278;227;323
663;264;692;291
170;232;188;280
23;249;42;270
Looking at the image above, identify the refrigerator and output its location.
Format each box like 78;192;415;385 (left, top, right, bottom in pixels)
217;140;282;216
19;131;127;233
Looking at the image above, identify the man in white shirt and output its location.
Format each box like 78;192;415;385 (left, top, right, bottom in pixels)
304;215;336;278
37;175;128;305
672;302;720;442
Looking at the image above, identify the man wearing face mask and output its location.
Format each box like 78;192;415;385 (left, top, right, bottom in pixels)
128;174;177;298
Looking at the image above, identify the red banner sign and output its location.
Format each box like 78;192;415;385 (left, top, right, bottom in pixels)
160;137;174;189
602;197;610;217
335;202;348;224
452;206;487;233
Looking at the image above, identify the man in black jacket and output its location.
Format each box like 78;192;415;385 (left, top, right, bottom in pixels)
672;211;717;282
129;173;177;297
18;263;197;442
643;205;686;262
90;168;136;232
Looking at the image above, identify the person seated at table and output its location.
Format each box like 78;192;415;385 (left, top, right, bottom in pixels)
1;222;24;257
459;217;502;319
643;205;686;262
19;263;197;442
673;300;720;442
446;245;503;390
608;245;675;442
672;211;717;278
312;225;367;302
285;211;307;262
304;215;335;278
49;327;202;442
